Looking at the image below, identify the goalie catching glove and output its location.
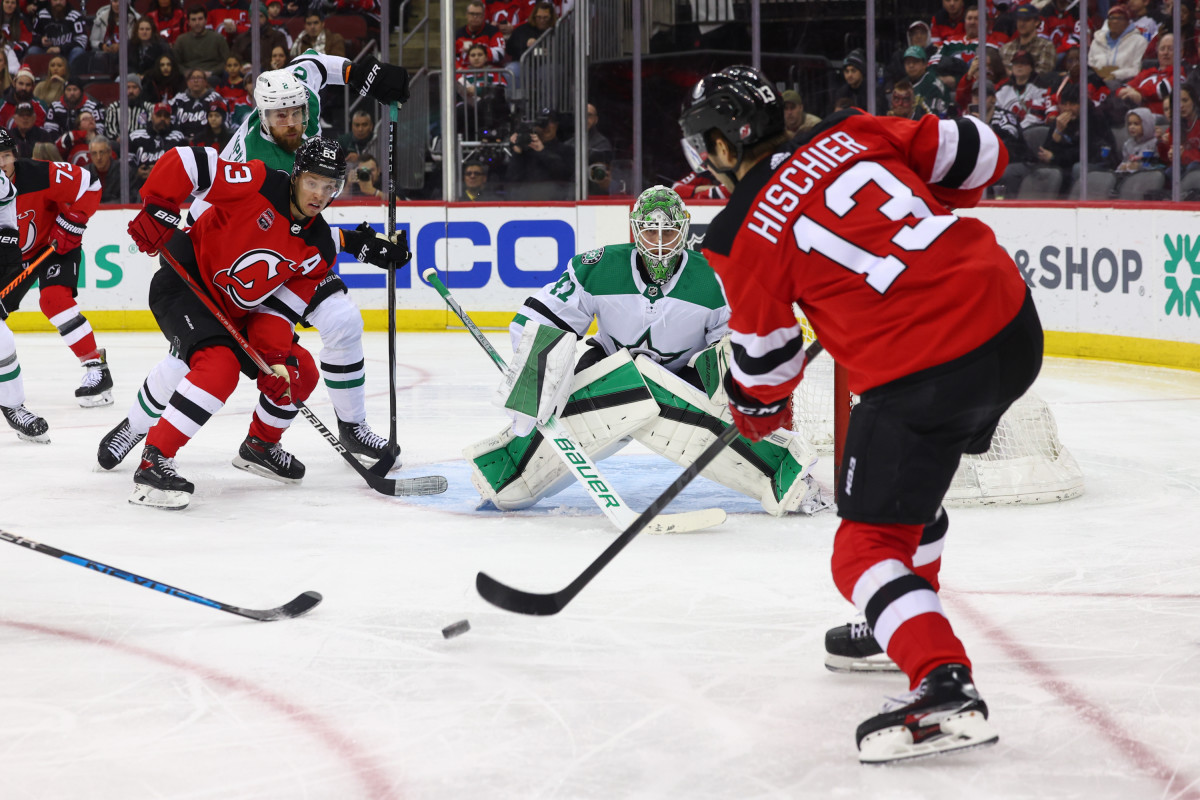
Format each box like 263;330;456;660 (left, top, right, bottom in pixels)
347;57;409;104
341;223;411;270
495;321;577;437
128;196;182;255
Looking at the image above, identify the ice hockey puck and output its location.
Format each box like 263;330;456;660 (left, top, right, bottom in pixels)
442;619;471;639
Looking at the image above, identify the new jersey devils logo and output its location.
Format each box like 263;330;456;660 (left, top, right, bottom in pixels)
213;249;297;310
17;210;35;252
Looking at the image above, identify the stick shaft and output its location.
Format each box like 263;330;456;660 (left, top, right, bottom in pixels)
0;247;55;300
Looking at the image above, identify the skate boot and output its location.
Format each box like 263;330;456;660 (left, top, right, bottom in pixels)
232;436;305;484
130;445;194;510
76;349;114;407
97;418;145;470
338;419;400;467
825;619;900;673
856;663;998;764
1;404;49;443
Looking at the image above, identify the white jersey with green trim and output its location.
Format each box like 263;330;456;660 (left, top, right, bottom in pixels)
0;171;16;230
511;243;731;374
190;51;350;220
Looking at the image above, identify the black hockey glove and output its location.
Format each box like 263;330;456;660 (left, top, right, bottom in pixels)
348;57;409;104
0;227;20;272
341;223;411;270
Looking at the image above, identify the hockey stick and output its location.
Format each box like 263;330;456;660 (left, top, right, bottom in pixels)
0;529;321;621
423;267;726;534
476;341;825;616
368;100;403;477
156;245;447;498
0;247;55;300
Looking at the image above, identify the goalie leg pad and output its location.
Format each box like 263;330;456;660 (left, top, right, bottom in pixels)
495;321;578;437
467;350;659;510
632;356;825;516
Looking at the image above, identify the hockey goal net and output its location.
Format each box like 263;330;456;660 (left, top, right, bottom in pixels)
792;318;1084;507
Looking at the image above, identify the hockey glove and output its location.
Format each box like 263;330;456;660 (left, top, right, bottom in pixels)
341;223;411;270
724;370;793;442
0;227;20;272
258;353;301;405
128;196;182;255
49;209;87;254
347;57;409;104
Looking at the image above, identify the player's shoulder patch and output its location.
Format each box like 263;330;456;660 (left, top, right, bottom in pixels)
579;247;604;265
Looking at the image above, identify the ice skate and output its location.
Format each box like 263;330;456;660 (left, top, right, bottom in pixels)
98;418;145;470
338;419;399;467
825;619;900;673
856;663;999;764
130;445;194;510
76;348;114;407
1;404;49;443
232;436;305;484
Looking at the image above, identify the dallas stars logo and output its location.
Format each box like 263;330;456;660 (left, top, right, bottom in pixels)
612;328;687;364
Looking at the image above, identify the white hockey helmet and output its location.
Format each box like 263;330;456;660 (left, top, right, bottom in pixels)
255;69;308;140
630;185;690;283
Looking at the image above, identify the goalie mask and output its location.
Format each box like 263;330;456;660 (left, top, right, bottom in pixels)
629;185;690;284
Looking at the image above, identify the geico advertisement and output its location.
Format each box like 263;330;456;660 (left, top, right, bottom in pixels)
965;207;1200;346
55;205;611;315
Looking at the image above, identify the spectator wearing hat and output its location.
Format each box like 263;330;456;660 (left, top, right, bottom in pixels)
105;77;153;144
782;89;820;138
996;50;1051;128
175;4;230;74
128;102;186;186
930;0;966;46
835;47;869;111
233;3;288;70
902;45;950;117
290;11;343;57
170;67;224;141
45;79;104;138
888;20;934;84
506;107;573;201
1089;4;1150;88
8;101;51;156
27;0;88;72
0;69;44;128
191;100;231;148
1000;4;1056;75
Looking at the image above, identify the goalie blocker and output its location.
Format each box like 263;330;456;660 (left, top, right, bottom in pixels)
466;340;828;516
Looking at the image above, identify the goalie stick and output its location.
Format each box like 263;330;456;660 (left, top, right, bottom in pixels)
157;246;446;498
0;529;321;621
476;341;825;616
423;267;726;535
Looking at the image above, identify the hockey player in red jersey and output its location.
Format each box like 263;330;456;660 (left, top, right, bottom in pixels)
125;138;408;509
0;129;114;407
680;66;1042;763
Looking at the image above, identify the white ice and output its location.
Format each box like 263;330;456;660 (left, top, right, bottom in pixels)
0;329;1197;800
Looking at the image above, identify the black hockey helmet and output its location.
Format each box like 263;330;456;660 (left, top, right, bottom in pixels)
678;65;784;180
0;128;15;156
291;136;347;200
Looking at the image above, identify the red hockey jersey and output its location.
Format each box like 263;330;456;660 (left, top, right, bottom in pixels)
703;110;1028;402
142;146;341;347
12;158;101;256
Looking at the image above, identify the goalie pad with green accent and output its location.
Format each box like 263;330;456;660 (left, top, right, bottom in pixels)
631;355;827;516
466;349;659;510
494;321;578;437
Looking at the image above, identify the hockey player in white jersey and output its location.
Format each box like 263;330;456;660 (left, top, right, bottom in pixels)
98;52;409;472
466;186;828;516
0;170;49;443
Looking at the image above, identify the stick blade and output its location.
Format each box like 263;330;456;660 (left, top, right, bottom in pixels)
646;508;727;534
239;590;323;622
364;473;449;497
476;572;565;616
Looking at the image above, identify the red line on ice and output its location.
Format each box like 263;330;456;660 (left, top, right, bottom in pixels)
0;619;403;800
946;594;1200;800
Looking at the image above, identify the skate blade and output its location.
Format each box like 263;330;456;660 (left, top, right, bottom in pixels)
859;711;998;764
77;391;114;408
129;484;191;510
15;432;50;444
824;653;901;673
231;456;303;485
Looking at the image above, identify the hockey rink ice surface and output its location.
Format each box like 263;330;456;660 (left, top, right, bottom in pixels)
0;329;1197;800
